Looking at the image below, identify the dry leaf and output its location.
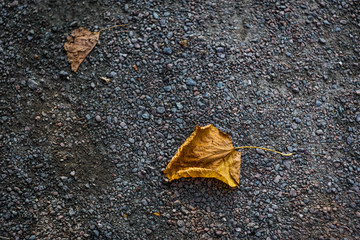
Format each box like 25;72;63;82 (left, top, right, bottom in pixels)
164;124;241;187
153;212;161;216
64;27;100;72
132;64;138;71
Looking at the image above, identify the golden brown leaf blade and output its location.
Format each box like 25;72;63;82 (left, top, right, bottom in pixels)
64;27;100;72
164;124;241;187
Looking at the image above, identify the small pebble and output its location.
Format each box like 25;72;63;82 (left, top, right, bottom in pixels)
339;20;347;25
142;112;150;119
69;208;75;216
290;189;297;197
316;129;324;135
186;78;197;86
163;47;172;55
319;38;327;44
59;70;68;77
274;175;281;183
157;107;165;114
27;79;39;90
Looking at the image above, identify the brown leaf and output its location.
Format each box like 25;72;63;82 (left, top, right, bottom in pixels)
64;27;100;72
164;124;241;187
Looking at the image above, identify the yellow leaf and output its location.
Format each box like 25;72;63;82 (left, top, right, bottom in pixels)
164;124;241;187
64;27;100;72
123;214;128;218
153;212;161;216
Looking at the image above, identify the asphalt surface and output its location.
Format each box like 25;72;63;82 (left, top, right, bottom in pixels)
1;0;359;239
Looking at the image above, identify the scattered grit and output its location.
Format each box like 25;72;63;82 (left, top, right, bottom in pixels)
0;0;359;239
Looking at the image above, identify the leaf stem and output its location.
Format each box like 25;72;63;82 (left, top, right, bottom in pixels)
99;23;130;33
234;146;293;156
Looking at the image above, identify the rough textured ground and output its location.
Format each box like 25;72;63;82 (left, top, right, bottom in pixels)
1;0;360;239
